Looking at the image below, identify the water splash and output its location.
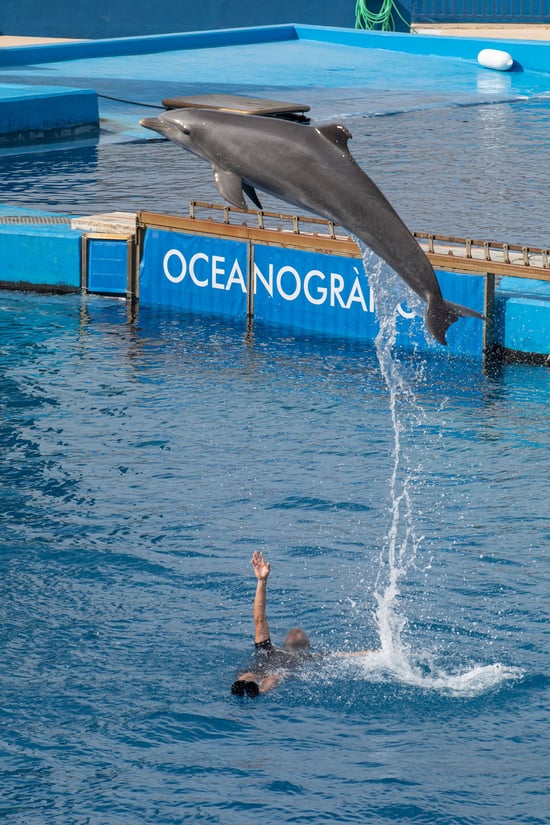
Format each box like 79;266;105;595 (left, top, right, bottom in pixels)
346;653;524;698
360;246;524;696
361;247;424;673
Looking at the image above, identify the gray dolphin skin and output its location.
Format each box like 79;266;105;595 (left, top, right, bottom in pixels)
140;109;483;344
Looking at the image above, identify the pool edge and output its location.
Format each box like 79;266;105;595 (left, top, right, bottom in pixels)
0;24;548;74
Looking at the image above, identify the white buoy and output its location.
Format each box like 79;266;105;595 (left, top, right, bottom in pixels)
477;48;514;72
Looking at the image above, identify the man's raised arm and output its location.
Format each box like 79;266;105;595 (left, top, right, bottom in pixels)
251;551;271;645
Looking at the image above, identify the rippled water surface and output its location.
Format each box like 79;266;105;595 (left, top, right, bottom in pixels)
1;290;549;824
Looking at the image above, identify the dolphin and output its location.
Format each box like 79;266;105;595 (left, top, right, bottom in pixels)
140;108;483;344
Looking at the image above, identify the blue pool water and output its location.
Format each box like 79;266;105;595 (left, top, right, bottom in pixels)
1;288;549;824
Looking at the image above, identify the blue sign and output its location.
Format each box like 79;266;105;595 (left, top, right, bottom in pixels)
252;244;379;340
252;245;485;356
139;228;249;317
138;227;486;357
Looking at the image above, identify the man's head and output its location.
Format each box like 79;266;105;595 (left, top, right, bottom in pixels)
284;627;310;652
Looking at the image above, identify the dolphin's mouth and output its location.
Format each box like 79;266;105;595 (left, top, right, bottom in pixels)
140;117;163;133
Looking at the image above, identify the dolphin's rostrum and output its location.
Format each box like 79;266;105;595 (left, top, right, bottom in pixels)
140;109;483;344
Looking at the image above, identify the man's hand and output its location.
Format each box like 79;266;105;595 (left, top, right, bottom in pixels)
252;550;270;581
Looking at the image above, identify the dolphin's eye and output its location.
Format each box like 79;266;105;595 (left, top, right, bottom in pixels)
182;127;191;135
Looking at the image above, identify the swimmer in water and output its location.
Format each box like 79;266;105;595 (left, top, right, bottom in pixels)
231;551;374;697
231;551;310;696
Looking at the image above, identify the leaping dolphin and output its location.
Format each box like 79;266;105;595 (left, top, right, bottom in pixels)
140;109;483;344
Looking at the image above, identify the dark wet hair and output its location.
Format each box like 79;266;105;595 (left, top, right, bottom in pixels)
231;679;260;698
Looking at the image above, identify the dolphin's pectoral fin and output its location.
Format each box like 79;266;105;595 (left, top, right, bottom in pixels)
317;124;353;149
213;166;247;209
243;181;263;210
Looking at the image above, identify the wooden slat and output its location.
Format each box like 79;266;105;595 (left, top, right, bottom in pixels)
137;210;362;257
425;252;550;280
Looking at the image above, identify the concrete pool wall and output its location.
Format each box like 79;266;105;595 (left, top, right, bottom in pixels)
1;24;550;71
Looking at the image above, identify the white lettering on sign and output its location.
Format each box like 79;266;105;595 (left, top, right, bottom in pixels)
252;261;373;313
330;273;345;308
189;252;208;286
347;267;369;312
397;303;415;319
161;245;413;319
303;270;326;305
163;249;246;292
211;256;226;290
226;259;247;291
163;249;187;283
254;262;273;296
276;266;301;301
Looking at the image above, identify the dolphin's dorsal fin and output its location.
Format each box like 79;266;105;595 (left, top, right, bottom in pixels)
317;124;353;149
213;165;247;209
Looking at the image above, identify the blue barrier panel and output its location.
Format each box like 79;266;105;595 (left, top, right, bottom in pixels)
435;269;486;357
495;276;550;354
0;224;81;289
497;296;550;354
87;239;128;295
252;245;486;356
139;228;249;316
138;226;486;355
252;244;378;340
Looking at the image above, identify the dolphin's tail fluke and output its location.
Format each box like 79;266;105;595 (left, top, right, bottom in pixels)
425;297;485;346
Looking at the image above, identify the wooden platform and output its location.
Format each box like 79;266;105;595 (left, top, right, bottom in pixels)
160;93;310;121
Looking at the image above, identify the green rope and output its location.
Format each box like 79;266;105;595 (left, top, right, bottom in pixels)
355;0;410;32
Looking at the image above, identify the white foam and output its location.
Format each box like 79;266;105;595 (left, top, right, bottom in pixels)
425;663;524;697
328;653;524;698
